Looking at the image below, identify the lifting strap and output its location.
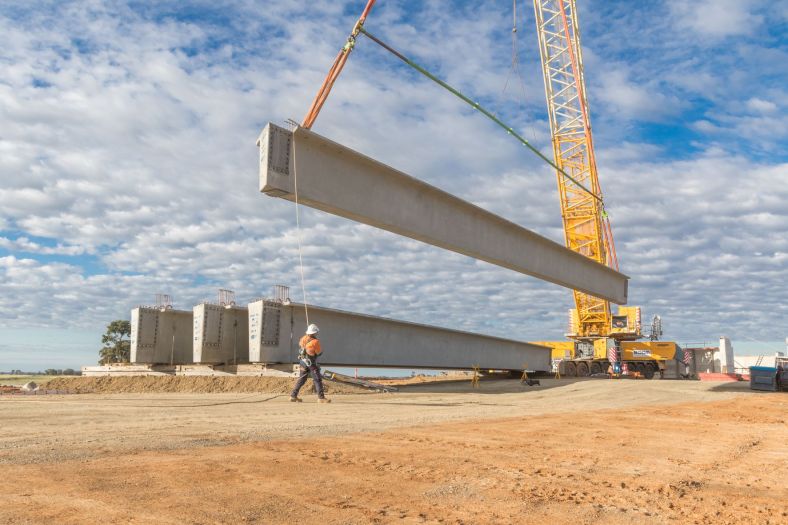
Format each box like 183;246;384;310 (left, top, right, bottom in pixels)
301;0;377;129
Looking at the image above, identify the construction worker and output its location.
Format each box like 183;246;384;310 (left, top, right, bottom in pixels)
290;323;330;403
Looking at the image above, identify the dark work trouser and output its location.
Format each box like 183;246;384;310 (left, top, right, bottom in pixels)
291;359;325;399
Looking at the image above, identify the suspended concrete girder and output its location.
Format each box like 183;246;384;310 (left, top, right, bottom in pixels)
257;123;628;304
248;300;553;371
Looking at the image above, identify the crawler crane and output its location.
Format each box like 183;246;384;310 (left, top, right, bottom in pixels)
529;0;681;377
298;0;683;377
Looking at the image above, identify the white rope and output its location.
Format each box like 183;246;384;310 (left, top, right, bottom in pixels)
292;131;310;326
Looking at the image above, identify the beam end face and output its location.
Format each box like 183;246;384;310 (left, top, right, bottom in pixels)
259;123;294;196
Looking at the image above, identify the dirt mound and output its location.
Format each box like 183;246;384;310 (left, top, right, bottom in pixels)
46;376;370;395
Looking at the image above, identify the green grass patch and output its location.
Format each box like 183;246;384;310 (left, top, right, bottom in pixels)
0;375;65;386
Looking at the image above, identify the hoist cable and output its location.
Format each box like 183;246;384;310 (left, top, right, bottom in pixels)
357;27;603;204
502;0;527;104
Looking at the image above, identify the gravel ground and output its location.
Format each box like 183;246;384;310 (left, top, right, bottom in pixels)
0;378;752;465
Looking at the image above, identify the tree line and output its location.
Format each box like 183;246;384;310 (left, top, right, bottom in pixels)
44;368;80;376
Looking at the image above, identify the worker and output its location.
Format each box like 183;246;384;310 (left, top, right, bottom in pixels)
290;323;330;403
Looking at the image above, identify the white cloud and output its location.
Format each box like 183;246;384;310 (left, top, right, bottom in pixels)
595;67;683;121
746;97;778;113
0;1;786;369
668;0;764;38
0;237;86;255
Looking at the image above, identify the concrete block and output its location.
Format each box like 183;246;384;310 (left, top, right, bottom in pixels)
130;307;193;364
176;364;294;377
257;123;628;304
81;364;176;376
193;304;249;364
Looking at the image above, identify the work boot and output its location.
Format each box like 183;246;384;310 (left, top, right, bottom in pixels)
289;396;302;403
317;397;331;404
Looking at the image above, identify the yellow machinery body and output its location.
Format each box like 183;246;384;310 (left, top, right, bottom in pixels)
618;341;681;362
569;305;641;340
534;339;681;379
532;341;575;361
531;340;680;362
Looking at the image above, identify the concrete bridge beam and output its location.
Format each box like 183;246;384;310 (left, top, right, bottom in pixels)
249;300;552;372
257;123;628;304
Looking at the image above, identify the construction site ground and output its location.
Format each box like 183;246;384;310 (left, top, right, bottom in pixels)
1;378;785;524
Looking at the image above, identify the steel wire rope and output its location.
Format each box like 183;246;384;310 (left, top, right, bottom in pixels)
501;0;519;96
500;0;541;172
357;27;602;204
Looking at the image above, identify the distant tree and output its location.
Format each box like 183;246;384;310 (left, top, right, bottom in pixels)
44;368;58;376
98;320;131;364
63;368;76;376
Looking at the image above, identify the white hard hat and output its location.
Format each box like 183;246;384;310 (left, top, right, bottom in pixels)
306;323;319;335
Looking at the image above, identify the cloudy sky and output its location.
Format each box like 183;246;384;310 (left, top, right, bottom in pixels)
1;0;786;370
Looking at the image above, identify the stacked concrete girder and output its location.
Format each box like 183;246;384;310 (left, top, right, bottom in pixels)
248;299;285;362
193;303;249;364
249;300;552;372
130;307;193;365
257;123;628;304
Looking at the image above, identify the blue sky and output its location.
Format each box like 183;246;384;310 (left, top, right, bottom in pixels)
1;0;786;370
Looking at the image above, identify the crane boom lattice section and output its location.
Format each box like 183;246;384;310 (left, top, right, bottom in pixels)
534;0;612;338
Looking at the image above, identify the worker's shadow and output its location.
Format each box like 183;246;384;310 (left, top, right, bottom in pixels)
116;394;284;408
708;382;764;393
392;377;568;395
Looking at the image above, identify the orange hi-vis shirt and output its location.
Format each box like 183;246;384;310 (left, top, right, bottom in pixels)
299;335;322;356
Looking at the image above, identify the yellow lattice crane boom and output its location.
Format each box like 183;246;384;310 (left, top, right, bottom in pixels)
533;0;620;340
531;0;682;377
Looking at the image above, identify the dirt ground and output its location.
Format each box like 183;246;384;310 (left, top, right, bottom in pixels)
1;378;785;524
44;375;371;394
